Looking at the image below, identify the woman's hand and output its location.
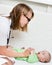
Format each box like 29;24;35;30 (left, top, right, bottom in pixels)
23;48;35;57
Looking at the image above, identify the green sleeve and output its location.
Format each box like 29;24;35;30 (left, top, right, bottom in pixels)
14;48;39;63
27;53;39;63
13;48;27;61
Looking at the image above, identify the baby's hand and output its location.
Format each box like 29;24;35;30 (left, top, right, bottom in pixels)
23;48;35;57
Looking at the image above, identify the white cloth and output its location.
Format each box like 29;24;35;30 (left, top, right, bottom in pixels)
0;16;11;46
0;58;8;65
0;16;16;65
0;55;15;65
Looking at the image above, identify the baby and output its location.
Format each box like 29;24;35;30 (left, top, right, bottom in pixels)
21;47;51;63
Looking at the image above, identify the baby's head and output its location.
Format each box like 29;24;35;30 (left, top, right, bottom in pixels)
37;50;51;63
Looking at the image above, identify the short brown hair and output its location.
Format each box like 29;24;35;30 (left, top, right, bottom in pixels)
9;3;34;31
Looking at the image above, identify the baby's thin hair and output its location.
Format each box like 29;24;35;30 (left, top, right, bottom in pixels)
44;52;51;63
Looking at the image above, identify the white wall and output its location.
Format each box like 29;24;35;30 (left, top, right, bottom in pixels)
0;0;52;14
27;0;52;5
0;0;52;52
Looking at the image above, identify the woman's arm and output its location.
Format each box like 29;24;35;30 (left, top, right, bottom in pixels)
0;46;32;58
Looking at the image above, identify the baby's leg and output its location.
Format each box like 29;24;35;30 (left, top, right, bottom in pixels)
2;57;14;65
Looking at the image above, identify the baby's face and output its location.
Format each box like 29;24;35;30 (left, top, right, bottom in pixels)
37;50;50;63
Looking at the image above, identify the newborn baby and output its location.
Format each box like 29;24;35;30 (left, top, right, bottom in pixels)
14;47;51;63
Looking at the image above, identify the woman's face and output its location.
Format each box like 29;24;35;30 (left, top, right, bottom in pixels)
19;11;32;27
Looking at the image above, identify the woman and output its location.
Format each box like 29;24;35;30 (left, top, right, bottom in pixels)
0;3;34;65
